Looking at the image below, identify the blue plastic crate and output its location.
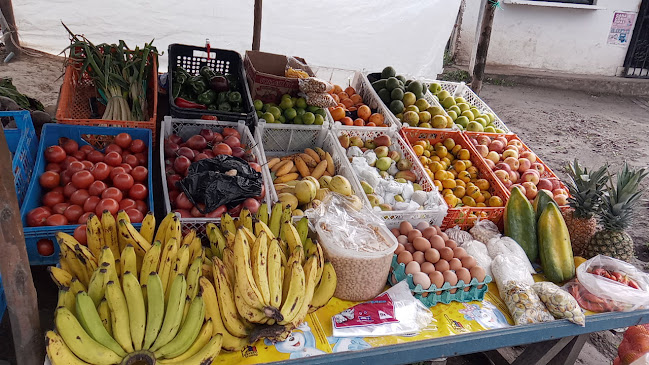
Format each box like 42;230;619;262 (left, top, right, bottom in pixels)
20;124;154;265
0;274;5;321
1;110;38;208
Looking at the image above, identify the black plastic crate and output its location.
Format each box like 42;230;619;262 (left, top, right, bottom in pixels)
168;43;255;129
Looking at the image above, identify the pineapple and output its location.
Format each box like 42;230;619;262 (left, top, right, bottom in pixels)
585;163;648;262
562;159;608;256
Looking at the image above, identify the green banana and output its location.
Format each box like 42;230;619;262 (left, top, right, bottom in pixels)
122;271;146;351
149;274;187;352
143;272;165;350
296;217;309;245
75;291;126;357
268;203;283;238
154;293;205;359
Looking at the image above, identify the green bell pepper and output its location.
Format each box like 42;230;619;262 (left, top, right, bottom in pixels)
197;90;217;105
228;91;242;105
218;102;232;112
216;91;229;105
199;66;219;81
207;104;218;110
188;75;207;95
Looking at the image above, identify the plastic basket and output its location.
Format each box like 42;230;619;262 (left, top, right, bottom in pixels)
1;110;38;208
159;117;273;239
399;128;509;230
168;44;255;128
20;124;154;265
56;57;158;139
330;126;448;226
388;255;491;307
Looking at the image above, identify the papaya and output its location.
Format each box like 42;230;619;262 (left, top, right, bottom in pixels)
532;190;558;222
538;202;575;283
504;186;538;262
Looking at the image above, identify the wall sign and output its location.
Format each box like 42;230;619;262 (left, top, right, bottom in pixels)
608;11;637;46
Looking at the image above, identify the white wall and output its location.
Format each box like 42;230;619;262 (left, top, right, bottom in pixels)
456;0;642;76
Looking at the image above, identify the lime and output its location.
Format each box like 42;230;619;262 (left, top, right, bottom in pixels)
254;99;263;111
386;77;400;91
296;108;306;117
293;115;303;124
262;112;275;123
402;92;416;107
378;89;391;104
381;66;396;79
291;97;298;105
405;105;419;113
278;115;286;123
279;98;294;110
268;106;282;120
314;108;327;118
296;97;307;109
314;114;325;125
303;112;316;125
389;100;404;114
282;93;292;100
307;105;319;113
284;107;297;120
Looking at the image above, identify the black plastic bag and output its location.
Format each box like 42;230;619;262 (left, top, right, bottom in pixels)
178;155;262;213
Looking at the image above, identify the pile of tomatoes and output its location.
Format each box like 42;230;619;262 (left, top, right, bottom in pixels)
26;133;149;232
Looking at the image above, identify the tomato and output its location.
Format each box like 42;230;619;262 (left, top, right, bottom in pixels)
78;212;93;224
102;187;123;202
45;163;62;173
61;138;79;154
113;173;134;191
168;190;180;203
167;174;182;191
72;150;86;160
67;161;85;175
119;198;137;211
40;171;61;189
91;162;111;181
88;180;108;196
222;127;240;139
135;200;148;214
212;143;232;156
115;133;133;149
134;153;147;166
82;161;94;170
27;206;51;226
249;162;262;173
61;183;75;199
124;154;139;168
96;198;120;216
60;170;72;186
46;214;68;226
175;192;193;210
72;170;95;189
37;239;55;256
69;189;90;206
119;163;133;174
43;191;64;207
73;225;87;245
61;156;78;170
80;145;94;154
129;139;146;153
86;150;105;163
228;203;243;217
50;187;64;195
63;205;84;223
131;166;148;182
125;208;144;223
104;143;122;155
110;167;127;180
258;184;266;200
174;209;192;218
191;204;205;217
52;202;70;215
129;183;148;200
206;205;228;218
45;145;67;163
104;151;123;167
83;196;101;213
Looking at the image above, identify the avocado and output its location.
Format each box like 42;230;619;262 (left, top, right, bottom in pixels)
397;80;404;89
386;77;400;91
390;88;404;101
378;88;391;104
396;75;406;84
381;66;396;79
407;81;423;96
389;99;404;114
372;79;387;92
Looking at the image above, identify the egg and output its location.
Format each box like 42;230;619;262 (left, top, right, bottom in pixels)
407;229;422;242
412;272;432;289
391;228;401;237
412;251;426;264
424;248;440;263
456;268;472;291
397;251;413;265
422;227;438;240
397;235;408;244
416;221;430;231
420;261;436;274
404;243;416;253
445;240;458;249
405;261;421;275
470;266;486;288
429;271;444;294
394;243;405;255
443;270;458;293
439;232;449;241
399;221;413;236
452;247;467;259
434;259;450;272
413;237;431;252
433;225;443;235
439;247;454;261
429;235;446;250
449;258;462;271
460;255;476;269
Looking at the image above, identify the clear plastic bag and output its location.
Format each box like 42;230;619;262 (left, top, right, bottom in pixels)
502;282;555;325
491;255;535;297
304;92;337;108
469;219;501;244
487;236;535;274
285;56;311;78
298;77;333;93
332;281;434;337
532;281;585;326
461;240;493;278
445;226;474;245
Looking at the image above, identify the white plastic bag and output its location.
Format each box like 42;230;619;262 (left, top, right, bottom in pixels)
469;219;501;244
487;236;535;274
462;240;493;278
491;255;535;297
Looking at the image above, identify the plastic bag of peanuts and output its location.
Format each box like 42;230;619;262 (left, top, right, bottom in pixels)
502;281;555;325
532;281;585;326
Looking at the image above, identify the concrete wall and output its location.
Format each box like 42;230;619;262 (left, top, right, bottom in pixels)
456;0;642;76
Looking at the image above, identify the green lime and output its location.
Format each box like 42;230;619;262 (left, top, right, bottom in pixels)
281;93;292;100
390;88;404;101
389;100;404;114
263;103;276;112
278;115;286;124
254;99;263;111
314;114;325;125
256;110;263;118
314;108;327;118
303;112;316;125
293;115;303;124
262;112;275;123
284;107;297;120
307;105;319;113
279;98;293;110
296;97;307;109
296;108;306;117
268;106;282;120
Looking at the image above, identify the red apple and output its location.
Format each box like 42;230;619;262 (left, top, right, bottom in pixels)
489;140;504;153
554;194;568;205
474;144;489;157
521;170;540;185
485;159;496;170
494;169;510;183
522;182;538;199
537;178;553;191
520;151;537;163
518;158;532;172
470;138;478;146
495;162;512;172
553;188;568;197
503;180;513;188
503;157;520;171
550;178;562;191
531;162;545;175
508;170;518;183
507;139;524;149
477;136;491;146
496;136;508;146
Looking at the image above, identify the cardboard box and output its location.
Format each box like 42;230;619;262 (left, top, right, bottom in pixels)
244;50;314;104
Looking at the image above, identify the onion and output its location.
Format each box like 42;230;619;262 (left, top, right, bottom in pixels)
232;147;245;158
186;135;208;150
177;147;195;160
168;134;183;145
164;141;179;158
200;129;215;142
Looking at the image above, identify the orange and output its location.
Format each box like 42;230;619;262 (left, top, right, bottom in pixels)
413;145;424;156
344;86;356;96
366;122;376;126
331;94;340;104
330;107;346;121
332;84;343;94
341;98;354;109
353;118;365;126
340;117;354;126
357;105;371;121
347;106;357;112
475;179;490;191
350;94;363;105
433;180;443;191
369;113;384;125
338;92;349;100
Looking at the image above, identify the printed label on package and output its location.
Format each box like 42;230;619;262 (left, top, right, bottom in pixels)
332;293;399;329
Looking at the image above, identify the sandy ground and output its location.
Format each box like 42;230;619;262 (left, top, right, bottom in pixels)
1;53;647;364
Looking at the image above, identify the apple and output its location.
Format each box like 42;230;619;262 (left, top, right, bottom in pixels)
531;162;545;175
511;184;525;196
496;136;508;147
521;170;540;185
553;188;567;197
550;178;562;191
508;170;518;183
503;157;520;171
503;180;513;188
518;158;532;172
487;151;500;164
554;194;568;205
502;148;519;159
485;159;496;170
537;178;553;191
507;139;524;149
495;162;512;172
477;136;491;146
489;140;504;153
520;151;537;163
474;144;489;157
470;138;478;146
522;182;538;199
494;169;510;183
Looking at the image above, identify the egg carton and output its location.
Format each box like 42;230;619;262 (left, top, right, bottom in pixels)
388;255;491;307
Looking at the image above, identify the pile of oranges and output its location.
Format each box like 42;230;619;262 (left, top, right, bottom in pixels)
328;85;387;127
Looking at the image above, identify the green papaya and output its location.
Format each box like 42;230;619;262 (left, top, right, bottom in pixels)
532;190;558;222
538;202;575;283
504;186;538;262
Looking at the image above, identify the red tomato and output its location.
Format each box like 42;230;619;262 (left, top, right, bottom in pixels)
131;166;148;182
61;156;78;170
175;192;193;210
212;143;232;156
37;239;55;256
129;139;146;153
206;205;228;218
83;196;101;213
78;212;93;224
27;207;51;227
167;174;182;191
67;161;85;175
45;145;66;163
69;189;90;206
119;164;133;174
174;209;192;218
96;198;120;216
91;162;111;181
72;170;95;189
102;187;123;202
168;190;180;203
228;203;243;217
124;154;138;168
60;170;72;186
52;202;70;215
73;225;87;245
86;150;105;163
104;151;123;167
119;198;137;211
42;191;64;207
50;186;64;195
63;205;84;223
249;162;262;173
61;138;79;154
46;214;68;226
45;163;62;173
135;200;147;214
128;184;148;201
125;208;144;223
88;180;108;196
113;173;134;191
110;167;127;180
115;133;133;149
63;182;76;198
80;145;94;154
72;150;86;160
82;161;94;170
222;127;240;139
134;153;147;166
40;171;60;189
104;144;122;155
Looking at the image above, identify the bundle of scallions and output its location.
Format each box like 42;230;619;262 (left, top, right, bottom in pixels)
63;23;158;121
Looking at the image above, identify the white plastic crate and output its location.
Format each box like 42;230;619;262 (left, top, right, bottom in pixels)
159;116;273;238
330;125;448;227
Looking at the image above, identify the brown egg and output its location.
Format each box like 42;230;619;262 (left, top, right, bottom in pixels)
439;232;449;241
412;272;432;289
420;261;436;274
439;247;454;261
434;259;450;272
391;228;401;237
424;248;440;263
452;247;467;259
405;261;421;275
397;251;413;265
449;258;462;271
456;268;472;291
429;235;446;250
407;229;423;242
404;242;416;253
422;227;438;240
429;271;444;294
413;237;431;252
399;221;413;236
460;256;477;269
412;251;426;264
394;243;405;255
433;225;443;235
445;240;458;249
443;270;458;293
397;235;408;245
470;266;487;289
416;221;430;231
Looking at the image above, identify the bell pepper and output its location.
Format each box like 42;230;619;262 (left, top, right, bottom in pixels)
175;97;207;109
228;91;242;105
188;75;207;95
207;104;218;111
197;90;217;105
232;105;244;113
225;74;240;90
216;91;229;105
218;102;231;112
172;67;191;99
199;66;219;81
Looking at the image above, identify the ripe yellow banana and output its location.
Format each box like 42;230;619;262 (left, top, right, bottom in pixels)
256;203;269;225
241;208;253;231
157;334;222;365
122;271;146;351
101;211;121;262
118;219;152;258
149;274;187;352
268;203;283;238
206;223;226;260
267;238;283;308
279;206;292;242
211;257;249;338
165;215;182;249
139;211;156;244
254;220;275;240
154;293;205;359
120;244;137;280
99;247;119;284
290;256;319;325
168;244;191;294
159;237;179;298
251;232;271;306
314;242;325;284
303;237;315;254
75;291;126;357
155;213;176;244
74;243;98;283
282;222;303;256
105;280;134;353
309;261;337;312
189;236;202;263
181;229;196;248
48;266;72;288
296;217;309;246
241;226;257;245
233;229;266;309
69;278;86;295
45;330;91;365
139;240;162;286
186;257;202;301
57;286;76;316
143;272;165;350
85;214;105;260
279;261;306;325
87;267;108;307
199;277;248;351
97;298;112;335
220;213;236;237
222;247;236;286
234;284;270;323
160;319;212;362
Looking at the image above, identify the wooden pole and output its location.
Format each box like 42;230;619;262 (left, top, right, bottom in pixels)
470;0;496;95
252;0;262;51
0;0;21;57
0;124;42;364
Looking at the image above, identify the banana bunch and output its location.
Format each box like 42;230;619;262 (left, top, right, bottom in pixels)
47;212;223;365
205;204;337;342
